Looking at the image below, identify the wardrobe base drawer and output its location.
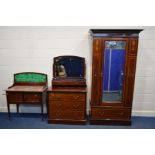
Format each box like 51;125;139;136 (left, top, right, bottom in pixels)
48;92;85;102
91;107;131;120
90;119;131;126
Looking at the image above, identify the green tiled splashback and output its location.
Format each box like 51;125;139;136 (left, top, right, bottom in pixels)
15;73;46;82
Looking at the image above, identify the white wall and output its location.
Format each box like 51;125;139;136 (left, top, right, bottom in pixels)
133;28;155;116
0;26;155;116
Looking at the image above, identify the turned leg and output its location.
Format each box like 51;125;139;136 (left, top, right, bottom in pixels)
17;104;20;117
41;102;44;121
17;104;19;114
7;103;11;120
41;92;44;121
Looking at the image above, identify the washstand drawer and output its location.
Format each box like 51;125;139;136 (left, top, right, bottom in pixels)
24;93;41;102
7;92;23;103
48;92;85;101
49;110;85;120
48;100;85;110
91;108;131;120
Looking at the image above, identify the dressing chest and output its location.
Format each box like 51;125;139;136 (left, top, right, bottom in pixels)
48;56;87;124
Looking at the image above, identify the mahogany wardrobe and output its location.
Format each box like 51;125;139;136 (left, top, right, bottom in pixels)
90;29;142;125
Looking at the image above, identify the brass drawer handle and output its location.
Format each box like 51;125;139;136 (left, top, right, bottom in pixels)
56;113;61;117
99;111;105;116
56;103;61;107
56;96;61;99
118;112;124;116
73;96;80;100
73;104;80;108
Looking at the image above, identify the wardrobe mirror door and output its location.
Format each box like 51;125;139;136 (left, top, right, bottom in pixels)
102;41;126;103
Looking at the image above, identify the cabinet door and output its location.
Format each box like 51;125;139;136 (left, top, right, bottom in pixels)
102;39;130;105
91;37;138;107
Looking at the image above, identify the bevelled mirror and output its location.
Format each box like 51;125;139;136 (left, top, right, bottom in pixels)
102;41;126;103
53;55;85;79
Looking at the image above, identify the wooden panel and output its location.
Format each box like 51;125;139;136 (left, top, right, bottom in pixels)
91;39;103;105
129;38;138;55
7;92;23;103
24;93;41;102
91;107;131;120
124;56;137;106
48;92;85;102
48;100;85;110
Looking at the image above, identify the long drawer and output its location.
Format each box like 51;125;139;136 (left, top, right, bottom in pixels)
49;109;85;120
24;93;41;102
7;92;23;103
48;92;85;102
91;107;131;120
48;100;85;110
7;92;42;103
